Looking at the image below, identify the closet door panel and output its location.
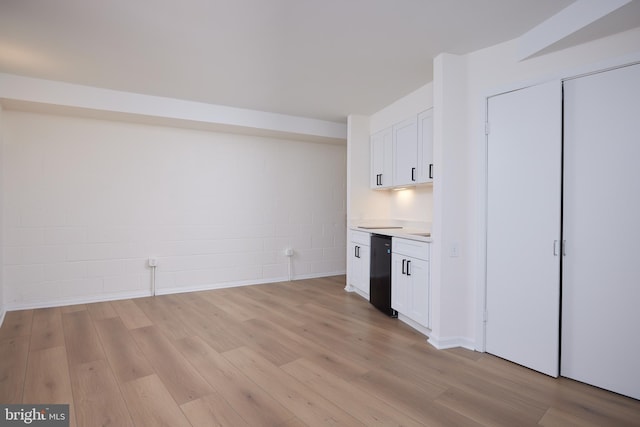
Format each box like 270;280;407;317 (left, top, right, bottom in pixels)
562;63;640;400
486;80;562;377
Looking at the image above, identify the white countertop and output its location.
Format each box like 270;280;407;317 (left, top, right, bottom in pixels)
349;226;432;243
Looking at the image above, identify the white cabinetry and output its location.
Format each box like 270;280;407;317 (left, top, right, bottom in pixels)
370;128;393;189
417;109;434;183
391;238;430;328
371;109;434;189
348;230;370;297
392;117;418;186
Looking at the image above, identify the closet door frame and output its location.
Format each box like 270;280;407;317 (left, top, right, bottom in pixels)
476;53;640;353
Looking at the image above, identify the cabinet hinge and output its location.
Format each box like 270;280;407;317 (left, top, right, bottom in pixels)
485;122;490;135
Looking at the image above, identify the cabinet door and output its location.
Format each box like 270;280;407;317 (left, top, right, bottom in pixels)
370;128;393;188
356;244;370;296
417;109;434;184
348;242;362;289
392;117;418;186
391;254;408;313
348;242;370;296
407;258;430;328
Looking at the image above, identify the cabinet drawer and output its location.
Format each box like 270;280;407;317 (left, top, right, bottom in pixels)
349;230;371;246
392;238;429;261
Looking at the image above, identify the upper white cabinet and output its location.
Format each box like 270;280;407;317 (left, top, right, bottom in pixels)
392;117;418;186
417;109;434;183
371;109;433;189
370;128;393;189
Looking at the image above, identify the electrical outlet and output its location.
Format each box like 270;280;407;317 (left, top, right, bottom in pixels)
450;243;460;258
148;257;158;267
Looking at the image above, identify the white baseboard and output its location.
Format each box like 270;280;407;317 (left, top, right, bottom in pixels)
395;314;475;351
6;290;152;312
427;334;475;351
4;272;347;312
397;313;431;337
155;277;279;296
351;288;369;301
156;271;345;296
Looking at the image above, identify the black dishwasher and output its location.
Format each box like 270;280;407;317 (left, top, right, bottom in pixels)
369;234;397;317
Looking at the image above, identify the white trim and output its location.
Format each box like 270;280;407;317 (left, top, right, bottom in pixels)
397;313;431;339
158;270;346;296
428;334;475;351
5;290;151;312
0;73;347;143
350;288;369;301
3;271;345;312
151;272;347;296
155;277;284;296
481;51;640;102
517;0;632;61
476;51;640;353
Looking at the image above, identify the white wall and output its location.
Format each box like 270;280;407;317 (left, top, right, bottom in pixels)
430;53;472;349
0;104;5;325
2;111;347;309
432;26;640;349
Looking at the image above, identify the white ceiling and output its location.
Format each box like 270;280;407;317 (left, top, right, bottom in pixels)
1;0;634;123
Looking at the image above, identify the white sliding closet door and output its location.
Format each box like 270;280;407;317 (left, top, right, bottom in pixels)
486;81;562;377
562;63;640;400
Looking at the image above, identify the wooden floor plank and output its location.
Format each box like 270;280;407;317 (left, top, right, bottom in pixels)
0;336;30;404
434;386;546;427
61;310;105;366
121;374;191;427
176;335;294;427
238;317;313;366
0;310;33;340
164;293;248;353
199;289;257;322
282;357;425;427
22;346;77;427
224;346;366;426
93;317;154;384
29;307;64;351
538;407;603;427
110;298;153;329
69;359;134;427
180;392;251;427
86;301;117;321
130;325;213;405
133;297;194;341
351;367;480;426
60;304;86;314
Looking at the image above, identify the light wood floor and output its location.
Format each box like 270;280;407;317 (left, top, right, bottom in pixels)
1;275;639;426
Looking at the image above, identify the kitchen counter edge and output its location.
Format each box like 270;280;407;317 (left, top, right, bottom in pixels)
349;226;432;243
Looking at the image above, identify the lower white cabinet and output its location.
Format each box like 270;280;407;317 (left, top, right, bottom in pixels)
348;231;370;297
391;238;430;328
